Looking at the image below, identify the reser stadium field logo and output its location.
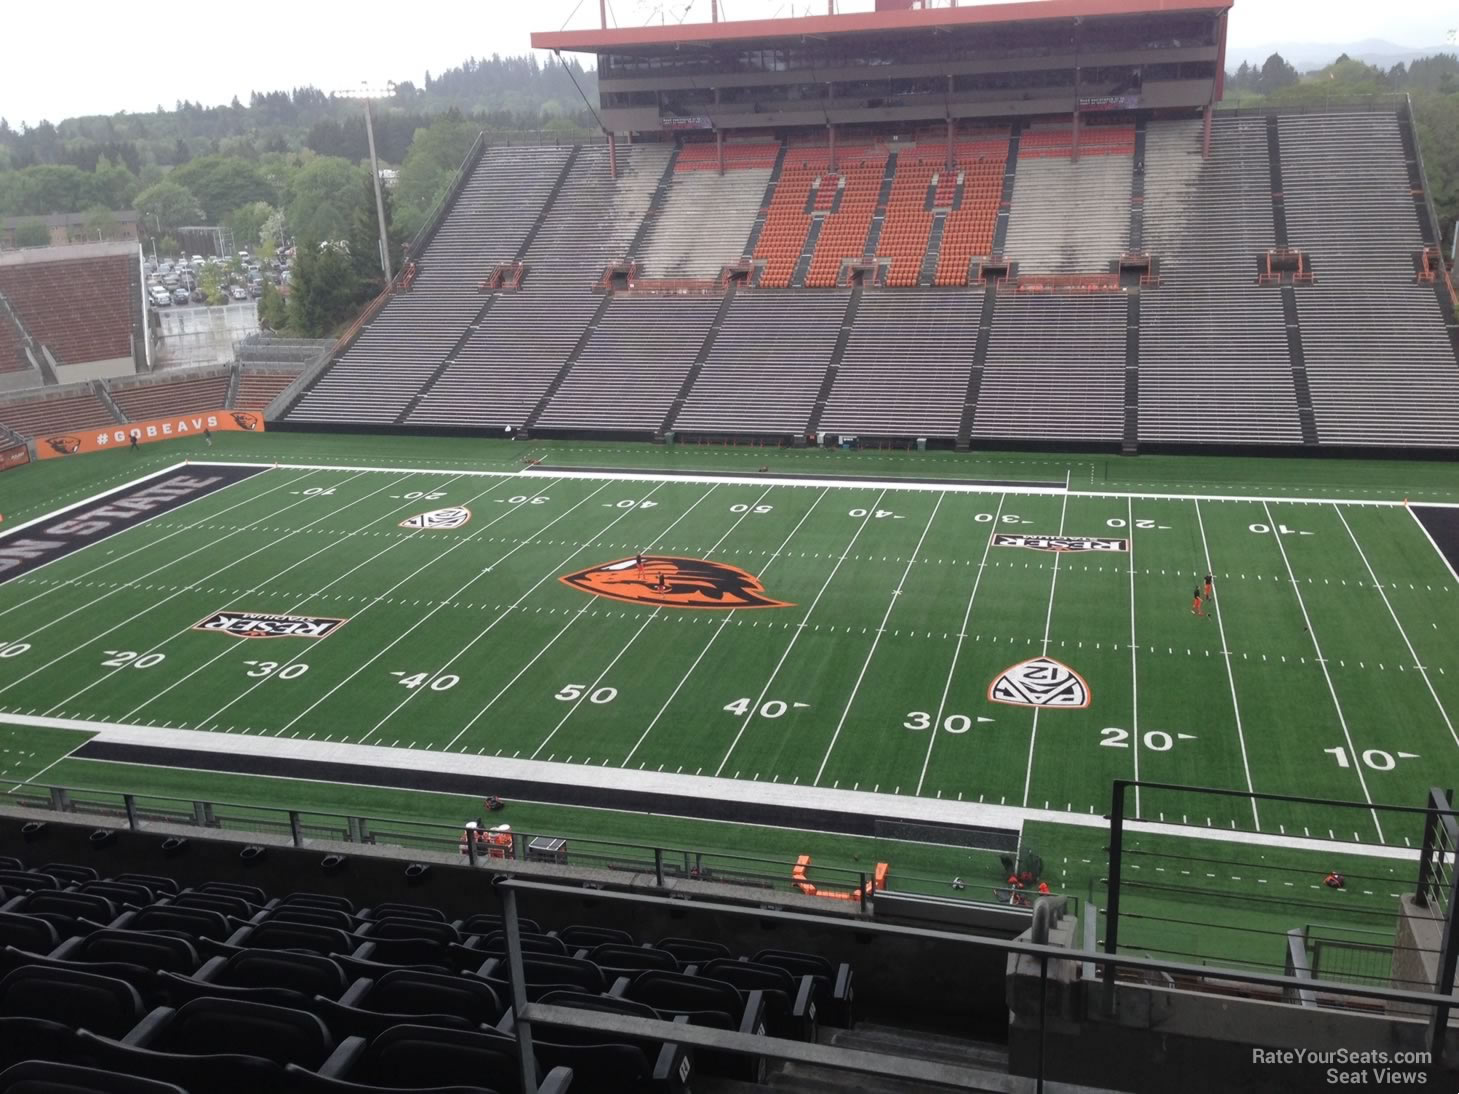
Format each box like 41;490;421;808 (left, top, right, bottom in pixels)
400;507;472;530
993;534;1129;553
989;657;1091;709
561;556;792;610
193;611;348;640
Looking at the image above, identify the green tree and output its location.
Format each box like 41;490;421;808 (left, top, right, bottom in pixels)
257;279;288;330
226;200;275;248
198;262;227;306
173;155;277;223
14;220;50;247
79;204;120;240
90;155;139;210
286;241;359;336
348;174;403;300
159;234;178;257
1257;53;1300;96
392;113;478;240
134;179;202;237
286;156;364;244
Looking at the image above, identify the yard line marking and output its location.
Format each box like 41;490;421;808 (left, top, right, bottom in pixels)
1022;489;1071;809
281;478;620;742
813;492;945;785
119;473;488;722
0;463;303;620
0;469;351;700
52;470;429;717
715;489;889;777
5;735;91;793
1194;498;1259;828
623;486;826;766
413;484;716;754
915;494;1006;796
1127;497;1142;819
1262;501;1383;841
0;466;320;626
1335;506;1458;750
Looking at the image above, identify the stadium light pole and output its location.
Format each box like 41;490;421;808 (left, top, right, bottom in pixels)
334;83;395;284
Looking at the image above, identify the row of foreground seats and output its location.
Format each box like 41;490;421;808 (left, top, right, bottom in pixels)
0;855;854;1094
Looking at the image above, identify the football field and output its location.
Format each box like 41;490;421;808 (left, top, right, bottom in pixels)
1;452;1456;856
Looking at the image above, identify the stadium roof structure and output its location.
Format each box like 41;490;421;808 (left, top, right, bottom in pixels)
533;0;1232;53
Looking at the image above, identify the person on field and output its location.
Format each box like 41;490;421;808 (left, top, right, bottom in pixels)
129;432;139;453
203;426;213;447
1191;585;1205;617
1204;573;1214;602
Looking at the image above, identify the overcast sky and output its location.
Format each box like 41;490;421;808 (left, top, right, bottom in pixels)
1;0;1455;128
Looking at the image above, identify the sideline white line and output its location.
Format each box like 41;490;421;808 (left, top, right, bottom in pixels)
52;470;422;717
813;491;946;785
1127;497;1141;820
0;465;315;623
1193;499;1261;830
5;716;1423;864
1408;505;1459;584
914;493;1006;796
1335;505;1458;751
418;484;717;756
179;458;1459;508
292;479;621;742
622;487;827;767
1262;500;1383;841
119;472;483;723
714;489;889;777
0;469;335;699
1021;489;1070;809
0;461;188;539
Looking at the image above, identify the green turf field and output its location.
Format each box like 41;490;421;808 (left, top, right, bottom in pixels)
0;431;1455;966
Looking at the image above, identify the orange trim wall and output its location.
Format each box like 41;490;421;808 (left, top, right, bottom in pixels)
36;410;264;460
0;443;28;473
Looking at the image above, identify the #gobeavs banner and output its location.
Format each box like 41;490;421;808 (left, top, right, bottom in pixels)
37;410;264;459
0;444;28;473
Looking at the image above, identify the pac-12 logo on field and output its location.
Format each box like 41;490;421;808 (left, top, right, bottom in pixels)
194;611;348;639
993;534;1128;553
560;556;793;609
400;507;471;530
989;657;1091;709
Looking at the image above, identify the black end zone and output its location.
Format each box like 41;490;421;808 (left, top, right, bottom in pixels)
1412;505;1459;579
72;740;1019;852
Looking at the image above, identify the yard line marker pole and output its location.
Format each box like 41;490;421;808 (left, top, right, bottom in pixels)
1021;488;1071;808
1194;499;1261;830
120;473;491;723
715;489;889;777
406;483;717;756
813;491;945;785
0;464;314;623
914;493;1006;796
52;470;439;718
622;486;827;766
1262;500;1384;841
1127;496;1141;820
292;479;642;743
1335;505;1458;750
0;469;353;701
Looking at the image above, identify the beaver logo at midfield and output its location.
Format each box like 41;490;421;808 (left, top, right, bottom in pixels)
560;556;792;610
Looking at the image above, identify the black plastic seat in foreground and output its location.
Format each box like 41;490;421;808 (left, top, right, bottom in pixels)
0;965;145;1037
267;905;360;931
460;914;540;938
277;892;355;914
3;891;117;937
535;991;694;1094
195;880;268;905
0;1060;188;1093
620;970;766;1082
360;903;446;924
117;904;231;942
699;957;817;1041
112;875;177;897
556;924;633;949
292;1023;571;1094
655;937;730;965
36;863;99;885
215;920;354;958
159;948;349;1008
0;872;59;895
584;943;678;978
78;881;156;908
52;929;200;976
477;953;608;994
753;948;854;1027
312;969;502;1038
0;913;58;954
469;931;568;958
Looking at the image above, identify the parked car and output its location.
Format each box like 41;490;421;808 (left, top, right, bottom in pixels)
230;285;248;301
171;288;190;305
149;287;171;307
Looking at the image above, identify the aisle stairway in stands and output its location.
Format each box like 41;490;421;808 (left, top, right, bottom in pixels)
637;144;776;277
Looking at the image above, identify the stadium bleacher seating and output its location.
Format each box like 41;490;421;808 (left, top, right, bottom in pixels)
1139;116;1302;444
935;137;1009;286
804;154;886;288
0;849;867;1093
1280;111;1459;446
235;369;301;411
0;255;134;366
820;289;981;439
407;145;665;430
1003;125;1133;273
636;162;771;278
672;290;849;435
110;373;231;421
0;311;27;375
0;388;121;440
